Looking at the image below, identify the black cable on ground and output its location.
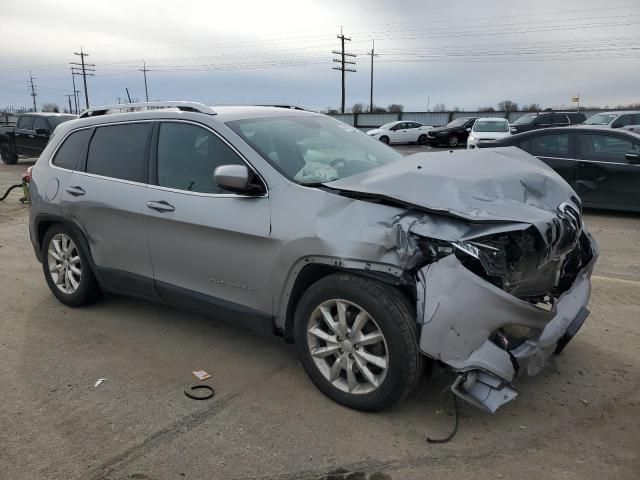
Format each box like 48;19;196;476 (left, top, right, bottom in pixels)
427;387;460;444
0;184;22;201
184;385;215;400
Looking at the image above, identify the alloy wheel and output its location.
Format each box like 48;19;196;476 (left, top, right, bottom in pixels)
307;299;389;394
47;233;82;294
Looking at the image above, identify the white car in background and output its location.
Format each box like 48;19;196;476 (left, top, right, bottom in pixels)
467;118;511;149
367;121;432;145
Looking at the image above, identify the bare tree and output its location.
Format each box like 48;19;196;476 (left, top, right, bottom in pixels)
498;100;519;112
324;107;339;115
522;103;541;112
42;103;60;113
351;103;365;113
387;104;404;113
478;106;495;112
433;103;447;112
370;104;386;113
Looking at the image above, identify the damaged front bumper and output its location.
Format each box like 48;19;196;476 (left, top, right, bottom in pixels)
416;232;598;413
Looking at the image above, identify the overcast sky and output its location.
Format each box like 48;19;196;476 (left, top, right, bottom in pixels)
1;0;639;112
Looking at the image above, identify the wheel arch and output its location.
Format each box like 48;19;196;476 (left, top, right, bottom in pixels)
280;257;415;342
35;214;102;283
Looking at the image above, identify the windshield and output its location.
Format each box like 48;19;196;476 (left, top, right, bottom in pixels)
228;116;403;185
446;118;469;128
513;113;538;125
48;116;77;128
473;120;509;132
378;122;398;130
584;113;618;125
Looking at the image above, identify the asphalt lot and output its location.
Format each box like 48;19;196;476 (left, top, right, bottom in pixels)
1;153;639;480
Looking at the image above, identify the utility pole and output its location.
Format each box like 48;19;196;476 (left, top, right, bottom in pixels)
70;71;79;114
125;88;132;103
65;94;74;113
27;72;37;112
139;60;150;102
70;47;95;109
332;28;356;114
74;90;82;113
366;40;377;113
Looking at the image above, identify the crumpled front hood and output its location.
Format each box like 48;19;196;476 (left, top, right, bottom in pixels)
326;147;581;236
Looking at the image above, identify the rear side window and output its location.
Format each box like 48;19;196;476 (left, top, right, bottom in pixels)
86;123;151;182
552;114;569;125
156;122;245;194
568;113;585;124
529;133;571;158
17;116;33;129
578;134;640;163
52;129;93;170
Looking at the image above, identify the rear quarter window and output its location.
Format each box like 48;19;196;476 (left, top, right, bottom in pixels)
52;129;93;170
85;123;151;183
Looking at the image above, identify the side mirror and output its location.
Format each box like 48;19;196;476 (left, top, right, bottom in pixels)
611;121;623;129
625;151;640;163
35;128;50;135
466;128;471;132
213;164;263;194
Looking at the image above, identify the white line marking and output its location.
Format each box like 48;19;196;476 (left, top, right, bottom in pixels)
592;275;640;287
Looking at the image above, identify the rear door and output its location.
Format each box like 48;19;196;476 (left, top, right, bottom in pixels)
574;131;640;209
517;131;576;186
144;121;272;327
32;116;52;153
63;121;156;296
14;115;34;154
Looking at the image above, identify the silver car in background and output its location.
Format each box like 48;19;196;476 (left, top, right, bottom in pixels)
29;102;597;413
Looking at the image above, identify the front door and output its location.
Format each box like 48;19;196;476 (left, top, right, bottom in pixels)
574;132;640;209
14;115;34;155
143;121;273;328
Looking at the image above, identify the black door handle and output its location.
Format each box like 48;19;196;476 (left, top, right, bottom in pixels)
65;186;85;196
147;200;175;212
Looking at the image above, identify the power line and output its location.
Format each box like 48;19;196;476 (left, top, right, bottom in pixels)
27;72;37;112
71;47;95;109
332;28;356;114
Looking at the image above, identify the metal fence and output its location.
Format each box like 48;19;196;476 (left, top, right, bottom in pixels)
328;109;619;129
0;112;17;126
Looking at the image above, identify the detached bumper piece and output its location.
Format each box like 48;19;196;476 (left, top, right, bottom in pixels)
451;371;518;414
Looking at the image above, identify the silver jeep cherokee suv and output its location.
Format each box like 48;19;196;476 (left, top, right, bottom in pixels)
29;102;597;412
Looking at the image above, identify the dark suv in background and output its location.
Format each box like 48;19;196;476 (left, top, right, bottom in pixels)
510;111;585;134
426;117;476;147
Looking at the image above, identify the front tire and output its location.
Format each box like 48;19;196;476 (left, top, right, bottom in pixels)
42;225;100;306
447;135;459;148
379;135;390;144
294;273;424;411
1;143;18;164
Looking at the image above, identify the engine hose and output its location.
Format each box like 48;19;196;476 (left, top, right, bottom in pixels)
0;184;22;201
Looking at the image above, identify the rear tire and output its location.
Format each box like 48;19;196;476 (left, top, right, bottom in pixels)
379;136;390;144
294;273;424;411
418;134;427;145
1;143;18;165
42;224;100;306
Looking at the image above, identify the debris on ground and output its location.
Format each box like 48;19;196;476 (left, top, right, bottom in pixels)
94;378;106;388
192;370;211;381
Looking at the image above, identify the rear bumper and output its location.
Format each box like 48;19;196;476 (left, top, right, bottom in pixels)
416;231;598;411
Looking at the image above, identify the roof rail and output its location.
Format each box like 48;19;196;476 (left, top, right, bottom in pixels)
79;101;216;119
257;104;309;111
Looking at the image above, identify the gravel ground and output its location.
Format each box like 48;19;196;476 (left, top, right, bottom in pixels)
1;154;639;480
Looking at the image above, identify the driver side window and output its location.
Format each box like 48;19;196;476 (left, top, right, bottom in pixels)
156;122;245;194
